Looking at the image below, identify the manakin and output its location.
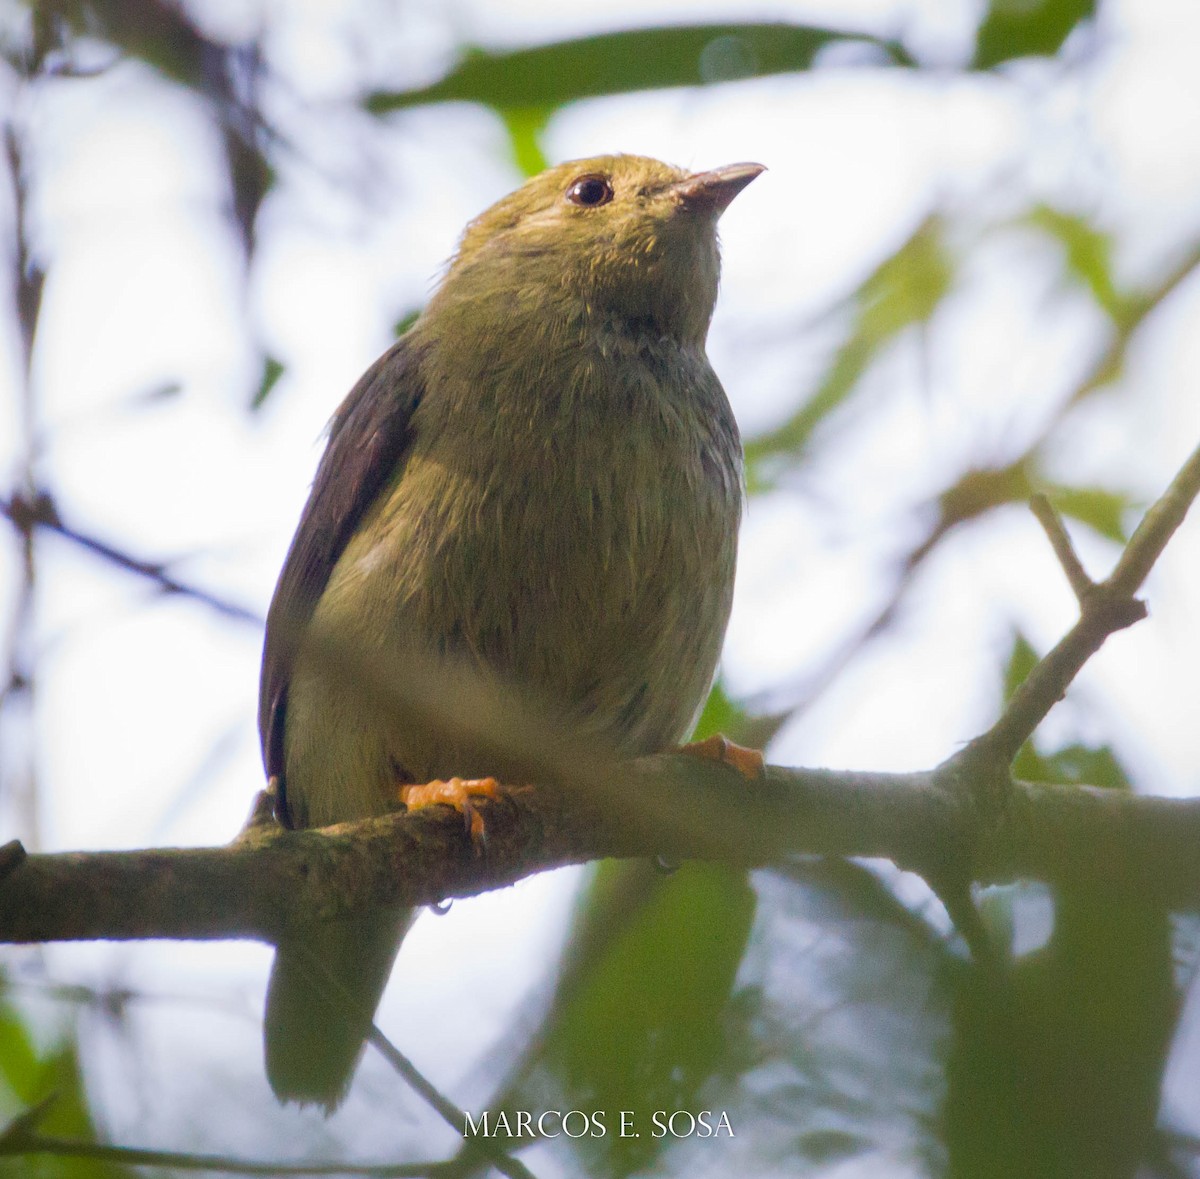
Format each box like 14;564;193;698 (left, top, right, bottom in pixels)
259;154;764;1109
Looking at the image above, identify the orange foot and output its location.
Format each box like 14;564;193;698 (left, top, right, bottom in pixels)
399;777;501;845
679;734;765;780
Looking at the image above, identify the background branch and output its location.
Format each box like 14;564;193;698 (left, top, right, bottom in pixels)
967;439;1200;765
0;492;260;625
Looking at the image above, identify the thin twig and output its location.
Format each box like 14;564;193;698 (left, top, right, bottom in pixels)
1030;493;1094;602
2;1133;458;1177
2;122;45;851
967;438;1200;766
289;943;537;1179
1108;441;1200;597
0;1087;484;1177
0;494;260;626
1067;240;1200;412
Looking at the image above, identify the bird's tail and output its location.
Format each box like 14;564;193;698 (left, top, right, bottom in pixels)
264;906;413;1110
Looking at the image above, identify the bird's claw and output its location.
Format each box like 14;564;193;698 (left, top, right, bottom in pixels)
399;777;501;852
679;733;765;780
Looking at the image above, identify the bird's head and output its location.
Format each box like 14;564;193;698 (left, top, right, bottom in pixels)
436;154;764;348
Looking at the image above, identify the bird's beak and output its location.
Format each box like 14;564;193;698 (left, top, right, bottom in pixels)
672;162;766;214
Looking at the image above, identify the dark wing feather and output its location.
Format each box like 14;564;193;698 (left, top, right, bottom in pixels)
258;336;427;822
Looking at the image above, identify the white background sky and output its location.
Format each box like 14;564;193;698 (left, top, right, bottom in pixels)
3;0;1200;1172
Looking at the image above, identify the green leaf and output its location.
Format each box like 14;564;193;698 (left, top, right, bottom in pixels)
0;985;133;1178
954;638;1167;1172
1002;630;1041;706
916;467;1130;566
1025;742;1132;791
745;216;953;487
934;459;1036;532
367;23;913;114
248;354;284;412
973;0;1096;69
1026;205;1126;319
1004;627;1052;785
392;308;422;338
222;124;274;261
32;1047;133;1178
522;860;755;1175
0;1002;40;1098
1044;483;1135;544
691;680;789;751
690;680;747;743
73;0;212;90
499;107;551;177
1001;629;1135;792
948;890;1173;1173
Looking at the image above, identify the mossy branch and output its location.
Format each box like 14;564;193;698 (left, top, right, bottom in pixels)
3;757;1200;946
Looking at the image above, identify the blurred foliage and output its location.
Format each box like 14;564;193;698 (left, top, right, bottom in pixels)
1043;483;1135;545
0;981;132;1178
746;216;955;490
1027;204;1128;321
924;463;1135;552
514;861;755;1176
249;356;285;413
366;23;913;116
941;633;1179;1176
500;107;552;179
947;890;1176;1178
974;0;1097;69
692;679;789;752
3;0;1196;1176
1004;629;1138;790
29;0;273;257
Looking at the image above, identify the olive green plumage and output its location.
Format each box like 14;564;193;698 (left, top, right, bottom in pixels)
259;154;760;1108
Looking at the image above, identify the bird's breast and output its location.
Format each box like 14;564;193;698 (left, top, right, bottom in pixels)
306;334;741;793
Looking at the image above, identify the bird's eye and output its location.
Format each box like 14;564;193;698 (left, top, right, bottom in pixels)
565;175;614;207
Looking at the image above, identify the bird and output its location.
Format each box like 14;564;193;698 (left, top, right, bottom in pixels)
258;153;764;1109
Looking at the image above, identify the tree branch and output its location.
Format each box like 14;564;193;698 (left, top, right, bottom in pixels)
1030;492;1093;603
967;439;1200;766
0;492;260;625
4;754;1200;947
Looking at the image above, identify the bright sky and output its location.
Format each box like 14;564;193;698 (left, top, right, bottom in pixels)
3;0;1200;1169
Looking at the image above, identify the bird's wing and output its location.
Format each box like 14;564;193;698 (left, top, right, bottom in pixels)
258;336;427;823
